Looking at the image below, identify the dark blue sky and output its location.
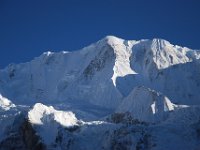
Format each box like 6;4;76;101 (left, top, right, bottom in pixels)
1;0;200;68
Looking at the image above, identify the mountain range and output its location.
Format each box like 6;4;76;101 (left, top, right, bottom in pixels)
0;36;200;150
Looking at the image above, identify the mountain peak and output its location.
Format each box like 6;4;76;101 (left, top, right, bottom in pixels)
104;35;124;41
98;35;125;47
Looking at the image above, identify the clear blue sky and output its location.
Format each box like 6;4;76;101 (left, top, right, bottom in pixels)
0;0;200;68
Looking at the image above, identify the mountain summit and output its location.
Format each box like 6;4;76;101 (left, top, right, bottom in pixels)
0;36;200;149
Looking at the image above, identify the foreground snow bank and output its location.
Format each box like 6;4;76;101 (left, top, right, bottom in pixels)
28;103;79;145
28;103;78;127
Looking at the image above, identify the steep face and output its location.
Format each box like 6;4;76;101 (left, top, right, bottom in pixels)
129;38;194;85
102;36;136;86
0;36;135;108
117;86;175;123
118;38;200;105
0;38;122;108
130;39;190;72
0;112;46;150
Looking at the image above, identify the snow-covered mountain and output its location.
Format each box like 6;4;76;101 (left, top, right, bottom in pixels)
0;36;200;149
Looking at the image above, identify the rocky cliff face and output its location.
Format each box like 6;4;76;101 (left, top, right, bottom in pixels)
0;115;45;150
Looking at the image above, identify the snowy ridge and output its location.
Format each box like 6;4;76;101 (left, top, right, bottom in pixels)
117;86;176;123
150;38;190;69
104;36;137;86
